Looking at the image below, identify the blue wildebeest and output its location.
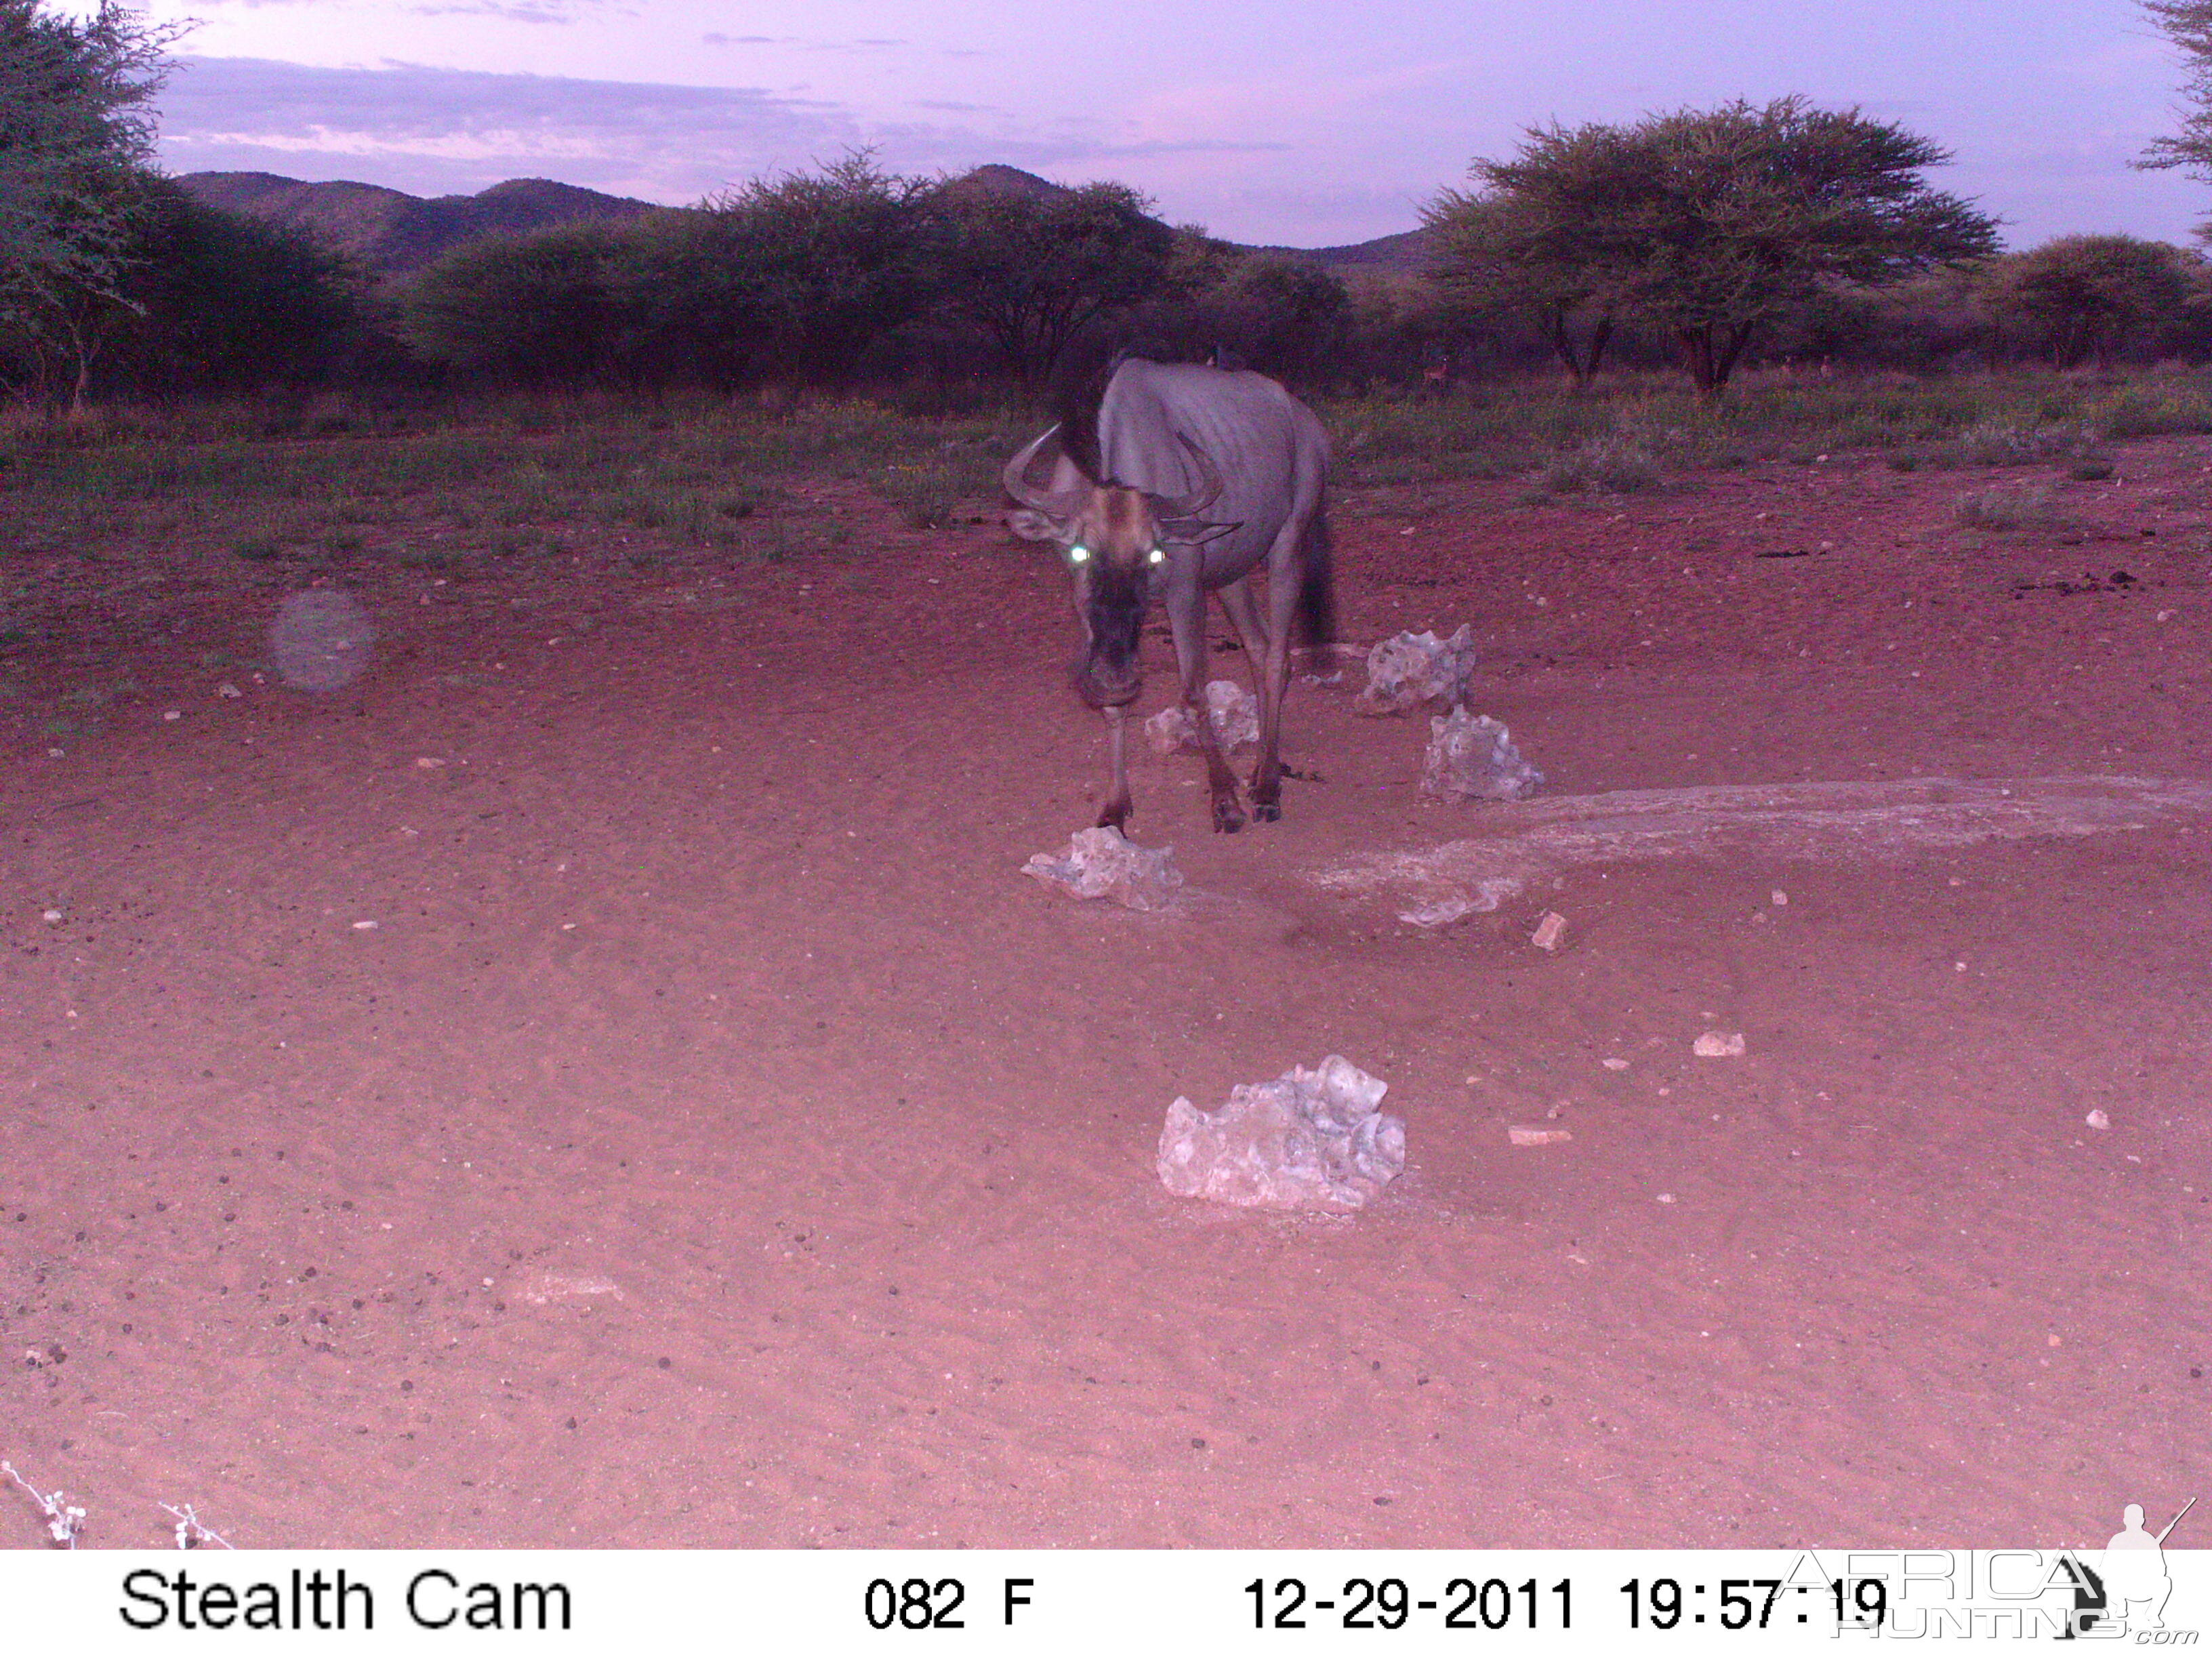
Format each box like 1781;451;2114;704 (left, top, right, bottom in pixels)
1004;357;1334;834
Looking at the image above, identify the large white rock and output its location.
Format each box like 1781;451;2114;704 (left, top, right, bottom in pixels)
1420;708;1544;802
1142;680;1261;754
1158;1055;1405;1212
1022;827;1184;911
1355;625;1478;715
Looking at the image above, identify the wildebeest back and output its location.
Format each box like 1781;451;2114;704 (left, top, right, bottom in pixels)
1094;360;1325;577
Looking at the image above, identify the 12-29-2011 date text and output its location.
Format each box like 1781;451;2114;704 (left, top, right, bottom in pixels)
1248;1575;1571;1631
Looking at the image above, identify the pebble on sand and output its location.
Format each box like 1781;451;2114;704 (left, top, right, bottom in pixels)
1507;1126;1574;1147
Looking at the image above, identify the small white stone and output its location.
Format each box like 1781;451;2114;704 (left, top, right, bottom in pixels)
1530;911;1568;951
415;756;447;769
216;682;243;699
1602;1057;1630;1071
1693;1030;1746;1058
163;710;180;722
1508;1126;1574;1147
1656;1192;1677;1204
2085;1109;2111;1130
41;909;62;924
352;920;377;930
1770;888;1788;906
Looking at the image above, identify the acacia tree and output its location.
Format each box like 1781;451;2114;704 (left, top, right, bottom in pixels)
0;0;178;409
2141;0;2212;215
1978;234;2196;367
399;221;628;386
75;178;362;396
1424;125;1626;388
594;151;932;396
1429;98;1999;395
691;151;933;391
926;181;1174;395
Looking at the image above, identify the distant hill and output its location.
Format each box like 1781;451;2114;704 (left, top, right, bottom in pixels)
176;165;1428;282
175;173;659;277
933;163;1069;208
939;163;1430;278
1246;228;1433;276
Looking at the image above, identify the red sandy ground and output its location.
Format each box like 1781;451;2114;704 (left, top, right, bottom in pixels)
1;436;2208;1551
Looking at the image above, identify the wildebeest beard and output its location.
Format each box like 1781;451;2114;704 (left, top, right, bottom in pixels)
1074;571;1148;708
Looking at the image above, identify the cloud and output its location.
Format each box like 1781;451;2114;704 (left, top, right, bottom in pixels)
155;56;1315;208
155;56;869;201
698;33;909;53
1082;139;1294;159
405;1;575;21
149;55;1456;241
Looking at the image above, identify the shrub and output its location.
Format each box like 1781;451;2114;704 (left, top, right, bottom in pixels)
1537;433;1661;493
1952;483;2055;529
1946;417;2100;467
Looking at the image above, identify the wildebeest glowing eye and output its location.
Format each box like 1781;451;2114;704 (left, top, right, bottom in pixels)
1069;545;1090;565
1147;547;1166;565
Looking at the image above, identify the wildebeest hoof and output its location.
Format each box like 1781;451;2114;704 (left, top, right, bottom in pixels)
1252;800;1282;823
1212;800;1247;834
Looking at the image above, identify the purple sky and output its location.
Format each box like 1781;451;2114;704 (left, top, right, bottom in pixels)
125;0;2212;249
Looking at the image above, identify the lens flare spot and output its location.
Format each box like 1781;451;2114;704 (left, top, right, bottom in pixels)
269;588;376;691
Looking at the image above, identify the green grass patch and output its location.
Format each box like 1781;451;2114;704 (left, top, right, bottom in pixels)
0;373;2207;573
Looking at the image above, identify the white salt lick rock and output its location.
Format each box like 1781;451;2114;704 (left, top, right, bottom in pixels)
1420;709;1544;802
1022;827;1185;912
1355;626;1479;715
1158;1054;1406;1213
1143;680;1260;754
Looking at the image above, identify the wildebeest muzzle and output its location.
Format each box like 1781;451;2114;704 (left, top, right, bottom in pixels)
1074;587;1145;709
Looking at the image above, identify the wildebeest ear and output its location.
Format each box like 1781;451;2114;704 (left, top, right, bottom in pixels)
1007;508;1069;543
1159;518;1241;548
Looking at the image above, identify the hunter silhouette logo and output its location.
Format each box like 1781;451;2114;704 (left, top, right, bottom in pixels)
2093;1497;2194;1635
2059;1497;2196;1639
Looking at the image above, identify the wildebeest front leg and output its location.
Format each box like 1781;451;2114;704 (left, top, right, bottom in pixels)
1097;705;1132;832
1168;579;1245;833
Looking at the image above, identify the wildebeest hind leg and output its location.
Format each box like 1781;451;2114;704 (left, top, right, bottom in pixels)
1171;583;1245;832
1217;579;1294;817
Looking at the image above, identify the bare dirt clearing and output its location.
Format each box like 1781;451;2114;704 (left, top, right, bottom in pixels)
3;433;2209;1549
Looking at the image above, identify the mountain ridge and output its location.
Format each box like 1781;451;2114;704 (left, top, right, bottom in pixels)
175;165;1431;281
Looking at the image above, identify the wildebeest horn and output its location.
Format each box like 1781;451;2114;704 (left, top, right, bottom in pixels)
1003;426;1091;516
1149;435;1223;521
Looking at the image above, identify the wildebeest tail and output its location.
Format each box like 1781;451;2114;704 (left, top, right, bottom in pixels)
1298;506;1337;649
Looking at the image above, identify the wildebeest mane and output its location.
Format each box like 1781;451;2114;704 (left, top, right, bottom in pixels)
1050;342;1201;487
1046;350;1118;484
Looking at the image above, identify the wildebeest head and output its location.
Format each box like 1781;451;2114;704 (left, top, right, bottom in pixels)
1003;426;1231;710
